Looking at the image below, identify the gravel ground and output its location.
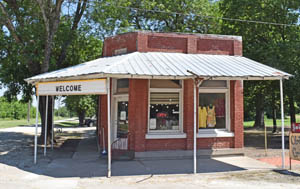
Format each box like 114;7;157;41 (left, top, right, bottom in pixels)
1;126;300;188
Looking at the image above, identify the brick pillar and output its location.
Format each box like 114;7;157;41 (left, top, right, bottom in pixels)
184;79;195;150
187;37;197;54
99;95;108;150
128;79;148;152
233;40;243;56
230;80;244;148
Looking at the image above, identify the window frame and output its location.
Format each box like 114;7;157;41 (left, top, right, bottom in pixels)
147;80;184;134
198;81;231;132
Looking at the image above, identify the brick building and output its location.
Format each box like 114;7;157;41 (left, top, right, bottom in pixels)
26;31;290;177
99;31;245;155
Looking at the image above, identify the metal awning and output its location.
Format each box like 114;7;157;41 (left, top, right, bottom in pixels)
27;51;291;177
25;52;291;84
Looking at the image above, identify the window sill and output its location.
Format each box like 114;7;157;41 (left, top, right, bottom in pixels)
146;133;187;139
197;129;234;138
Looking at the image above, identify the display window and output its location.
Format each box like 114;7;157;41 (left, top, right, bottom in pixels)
198;81;229;130
148;80;182;133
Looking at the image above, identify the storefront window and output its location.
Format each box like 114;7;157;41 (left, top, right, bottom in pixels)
199;93;226;129
149;92;180;131
199;80;229;130
149;80;182;132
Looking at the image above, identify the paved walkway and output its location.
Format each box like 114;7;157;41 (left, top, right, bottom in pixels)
39;130;276;177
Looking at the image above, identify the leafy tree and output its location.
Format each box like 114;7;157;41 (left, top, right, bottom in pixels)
220;0;300;128
90;0;221;38
0;0;100;142
64;95;97;126
0;96;36;119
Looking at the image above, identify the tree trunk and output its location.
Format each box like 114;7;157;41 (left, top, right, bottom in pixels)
288;94;296;126
254;93;265;128
38;96;53;144
78;112;85;126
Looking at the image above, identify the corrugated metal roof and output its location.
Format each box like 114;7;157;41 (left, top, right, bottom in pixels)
25;52;291;84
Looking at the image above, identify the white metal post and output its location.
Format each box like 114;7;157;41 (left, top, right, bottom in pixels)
107;78;111;177
51;96;54;150
34;96;39;164
44;95;48;156
193;79;197;174
280;78;285;169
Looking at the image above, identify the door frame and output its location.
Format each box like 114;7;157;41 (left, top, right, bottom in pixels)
112;95;129;142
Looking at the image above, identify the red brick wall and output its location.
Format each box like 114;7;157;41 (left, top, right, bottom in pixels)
98;78;242;151
103;32;138;57
146;139;186;151
197;137;234;148
128;79;148;152
230;80;244;148
98;95;108;150
103;31;243;56
183;79;195;150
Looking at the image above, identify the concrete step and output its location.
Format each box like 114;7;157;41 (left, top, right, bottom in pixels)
134;149;244;160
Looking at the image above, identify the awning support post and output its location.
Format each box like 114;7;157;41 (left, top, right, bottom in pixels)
107;77;111;177
44;95;48;156
51;96;54;150
193;79;197;174
34;96;39;164
193;78;203;174
280;78;285;169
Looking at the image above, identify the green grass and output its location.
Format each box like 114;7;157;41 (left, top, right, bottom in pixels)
244;115;300;128
0;116;73;129
0;118;40;129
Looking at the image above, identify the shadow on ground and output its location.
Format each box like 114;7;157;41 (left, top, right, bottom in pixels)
244;127;289;149
0;129;245;178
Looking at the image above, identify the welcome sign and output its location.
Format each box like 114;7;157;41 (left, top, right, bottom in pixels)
36;79;107;96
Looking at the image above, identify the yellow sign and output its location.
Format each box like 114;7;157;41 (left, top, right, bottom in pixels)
36;79;107;96
290;133;300;161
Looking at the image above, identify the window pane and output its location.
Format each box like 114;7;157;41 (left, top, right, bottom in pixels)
150;80;181;88
200;81;227;88
199;93;226;129
117;79;129;93
150;92;180;131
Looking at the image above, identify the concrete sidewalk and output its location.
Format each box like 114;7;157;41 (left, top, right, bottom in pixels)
40;130;276;178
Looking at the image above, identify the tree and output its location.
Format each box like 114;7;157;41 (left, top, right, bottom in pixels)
0;0;98;142
64;95;96;126
220;0;300;128
90;0;221;38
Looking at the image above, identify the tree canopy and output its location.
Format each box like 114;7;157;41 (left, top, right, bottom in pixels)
1;0;300;134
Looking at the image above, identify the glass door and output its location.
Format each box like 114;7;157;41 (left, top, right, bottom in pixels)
113;96;129;141
116;100;128;138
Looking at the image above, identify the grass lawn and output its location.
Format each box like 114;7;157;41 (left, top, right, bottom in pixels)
244;115;300;128
0;119;40;129
0;116;74;129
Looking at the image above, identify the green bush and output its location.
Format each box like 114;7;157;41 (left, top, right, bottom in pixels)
0;97;36;119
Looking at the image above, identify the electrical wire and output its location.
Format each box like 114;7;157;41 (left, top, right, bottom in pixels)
66;0;300;27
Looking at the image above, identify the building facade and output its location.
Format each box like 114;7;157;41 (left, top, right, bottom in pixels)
98;31;244;153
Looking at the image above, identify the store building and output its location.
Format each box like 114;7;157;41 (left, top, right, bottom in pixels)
26;31;291;177
99;31;246;154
